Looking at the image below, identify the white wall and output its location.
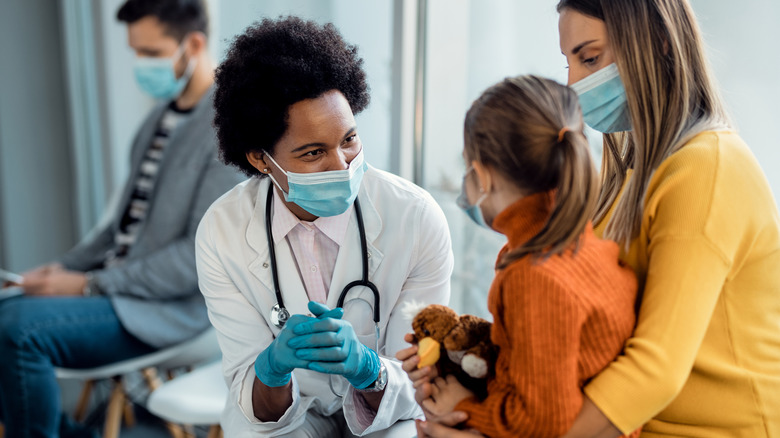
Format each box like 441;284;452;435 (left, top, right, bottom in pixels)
0;0;76;270
691;0;780;199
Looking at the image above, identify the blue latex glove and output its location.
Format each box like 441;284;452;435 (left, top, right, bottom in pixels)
254;303;345;387
289;301;381;389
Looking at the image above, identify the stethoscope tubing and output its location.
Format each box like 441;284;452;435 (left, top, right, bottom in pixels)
264;183;380;328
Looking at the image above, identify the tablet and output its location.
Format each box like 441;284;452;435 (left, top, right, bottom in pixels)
0;268;24;285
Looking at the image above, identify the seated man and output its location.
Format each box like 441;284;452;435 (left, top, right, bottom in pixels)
0;0;242;436
198;16;454;437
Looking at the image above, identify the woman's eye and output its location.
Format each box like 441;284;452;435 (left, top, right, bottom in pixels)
345;134;357;143
583;56;599;66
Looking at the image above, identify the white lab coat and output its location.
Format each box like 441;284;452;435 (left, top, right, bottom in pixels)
195;166;453;437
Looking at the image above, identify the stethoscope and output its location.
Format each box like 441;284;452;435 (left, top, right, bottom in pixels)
265;185;381;397
264;184;381;351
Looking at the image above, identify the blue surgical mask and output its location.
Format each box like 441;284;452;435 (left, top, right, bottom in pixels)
456;167;489;228
570;63;632;133
265;149;367;217
133;41;196;100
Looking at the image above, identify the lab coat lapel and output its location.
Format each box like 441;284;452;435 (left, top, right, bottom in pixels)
246;180;310;320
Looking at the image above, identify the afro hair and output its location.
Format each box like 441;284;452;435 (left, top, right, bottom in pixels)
213;16;371;177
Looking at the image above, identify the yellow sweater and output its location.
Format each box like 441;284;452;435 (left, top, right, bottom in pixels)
587;131;780;437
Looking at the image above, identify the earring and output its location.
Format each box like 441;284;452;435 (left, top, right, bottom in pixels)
263;168;269;173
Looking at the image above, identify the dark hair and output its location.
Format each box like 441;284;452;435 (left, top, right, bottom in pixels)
213;16;370;177
116;0;209;40
464;75;598;265
556;0;604;19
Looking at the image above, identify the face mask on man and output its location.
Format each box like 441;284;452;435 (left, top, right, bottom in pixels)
570;63;632;133
133;38;196;100
264;149;367;218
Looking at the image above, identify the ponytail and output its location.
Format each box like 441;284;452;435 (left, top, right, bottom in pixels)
465;75;600;268
497;128;598;268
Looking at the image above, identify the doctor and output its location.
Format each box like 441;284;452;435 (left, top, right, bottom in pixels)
196;17;453;437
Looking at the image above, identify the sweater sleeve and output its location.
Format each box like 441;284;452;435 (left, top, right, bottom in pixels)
456;268;585;438
584;137;737;433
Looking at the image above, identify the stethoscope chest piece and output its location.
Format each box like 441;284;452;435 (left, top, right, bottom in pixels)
270;303;290;329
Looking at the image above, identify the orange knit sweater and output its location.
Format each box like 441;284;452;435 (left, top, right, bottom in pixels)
455;191;638;438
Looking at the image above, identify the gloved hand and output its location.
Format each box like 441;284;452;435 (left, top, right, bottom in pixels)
255;314;312;387
289;301;381;389
254;303;345;387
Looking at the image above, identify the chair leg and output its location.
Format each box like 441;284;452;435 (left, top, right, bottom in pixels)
123;398;136;427
207;425;222;438
164;423;187;438
74;380;94;422
103;377;125;438
142;367;190;438
141;367;162;391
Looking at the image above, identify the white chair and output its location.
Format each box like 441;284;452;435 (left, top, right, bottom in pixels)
55;327;221;438
147;359;227;438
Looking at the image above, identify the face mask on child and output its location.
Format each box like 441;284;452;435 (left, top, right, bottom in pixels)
456;166;489;228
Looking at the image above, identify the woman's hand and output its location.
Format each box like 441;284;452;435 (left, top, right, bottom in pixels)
415;416;483;438
422;375;475;417
560;396;623;438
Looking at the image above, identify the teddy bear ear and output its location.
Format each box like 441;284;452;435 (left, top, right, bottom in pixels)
401;300;429;321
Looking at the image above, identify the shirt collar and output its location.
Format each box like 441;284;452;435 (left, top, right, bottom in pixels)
271;189;353;246
492;190;555;250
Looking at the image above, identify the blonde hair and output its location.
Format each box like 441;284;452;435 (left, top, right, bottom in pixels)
465;75;598;267
557;0;730;246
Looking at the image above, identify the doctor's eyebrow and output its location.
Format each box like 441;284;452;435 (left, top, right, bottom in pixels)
290;127;357;153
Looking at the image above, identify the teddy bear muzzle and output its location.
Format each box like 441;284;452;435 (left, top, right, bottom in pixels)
417;337;441;368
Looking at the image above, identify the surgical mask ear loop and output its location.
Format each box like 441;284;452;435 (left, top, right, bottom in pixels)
263;152;291;199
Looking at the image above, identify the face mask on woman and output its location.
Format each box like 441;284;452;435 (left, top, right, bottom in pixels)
570;63;632;133
133;38;196;100
264;148;367;218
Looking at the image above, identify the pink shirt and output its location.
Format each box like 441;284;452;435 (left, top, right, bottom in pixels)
272;193;377;427
271;191;352;303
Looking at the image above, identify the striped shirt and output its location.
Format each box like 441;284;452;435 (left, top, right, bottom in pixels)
104;102;192;267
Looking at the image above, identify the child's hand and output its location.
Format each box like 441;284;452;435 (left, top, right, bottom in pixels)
396;332;439;406
422;375;475;417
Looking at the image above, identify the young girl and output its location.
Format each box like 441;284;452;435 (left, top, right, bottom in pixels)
405;75;639;437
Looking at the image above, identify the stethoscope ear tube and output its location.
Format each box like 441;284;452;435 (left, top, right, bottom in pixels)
265;184;288;329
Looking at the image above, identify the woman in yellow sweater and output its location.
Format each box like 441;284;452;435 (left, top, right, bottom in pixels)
416;0;780;437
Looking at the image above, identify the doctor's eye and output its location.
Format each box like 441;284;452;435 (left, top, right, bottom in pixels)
300;148;325;158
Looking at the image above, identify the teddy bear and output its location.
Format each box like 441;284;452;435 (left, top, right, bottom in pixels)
409;303;498;400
